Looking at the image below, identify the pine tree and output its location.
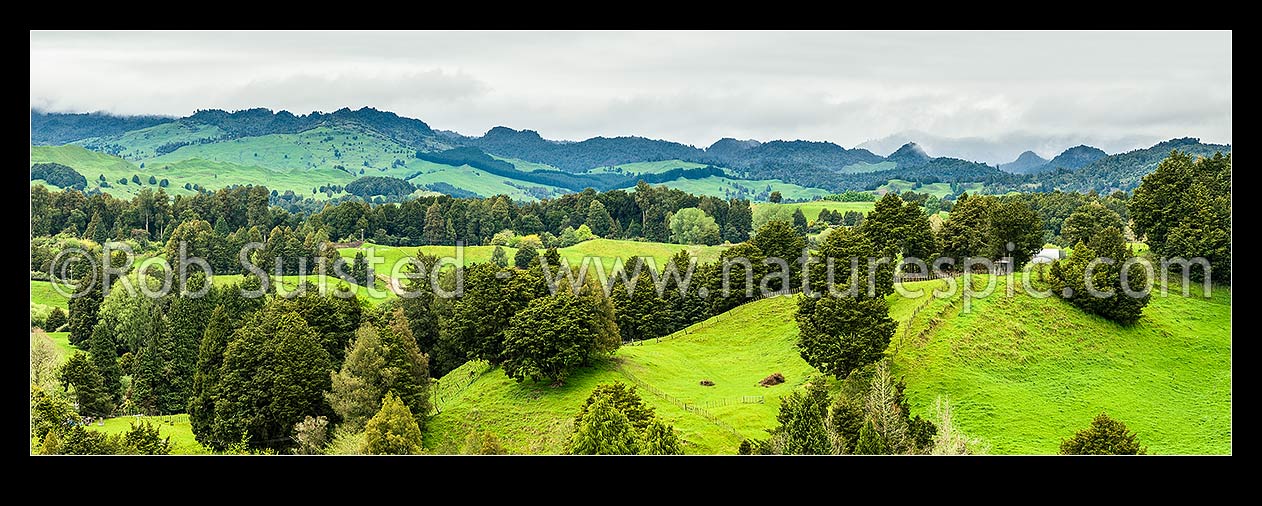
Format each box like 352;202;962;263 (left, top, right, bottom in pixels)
188;306;234;446
360;392;424;455
791;208;808;235
585;200;614;237
567;395;640;455
67;271;103;347
854;421;887;455
45;307;67;331
514;243;538;269
58;352;112;417
422;202;448;245
87;324;122;406
326;309;432;432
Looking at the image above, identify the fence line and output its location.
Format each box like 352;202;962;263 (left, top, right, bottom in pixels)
430;361;492;415
612;361;746;441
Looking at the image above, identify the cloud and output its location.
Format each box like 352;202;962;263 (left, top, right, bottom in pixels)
30;31;1232;158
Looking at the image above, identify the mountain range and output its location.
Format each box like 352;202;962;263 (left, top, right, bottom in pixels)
29;107;1232;202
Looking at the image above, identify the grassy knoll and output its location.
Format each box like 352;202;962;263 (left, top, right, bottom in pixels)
404;159;568;201
424;295;812;454
97;414;211;455
427;277;1229;454
45;331;78;358
888;276;1231;454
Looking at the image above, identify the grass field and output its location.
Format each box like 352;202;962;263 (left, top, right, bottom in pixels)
427;276;1230;454
340;239;730;282
752;201;876;223
45;331;78;358
31;280;69;309
888;276;1231;454
638;175;831;202
424;295;814;454
404;159;568;201
878;179;984;198
96;414;211;455
75;121;225;161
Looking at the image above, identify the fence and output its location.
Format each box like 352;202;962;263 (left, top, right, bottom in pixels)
430;360;492;415
612;361;747;441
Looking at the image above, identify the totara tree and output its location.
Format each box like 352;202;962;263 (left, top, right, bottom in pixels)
514;243;538;269
210;308;333;452
585;199;614;237
360;392;424;455
1130;151;1231;284
768;191;783;203
791;208;808;235
501;289;620;384
987;198;1043;266
66;271;103;347
491;245;509;267
57;352;112;417
45;307;67;331
640;419;683;455
1048;226;1150;324
1059;412;1146;455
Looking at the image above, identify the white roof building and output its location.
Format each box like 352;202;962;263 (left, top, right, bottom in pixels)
1031;248;1063;264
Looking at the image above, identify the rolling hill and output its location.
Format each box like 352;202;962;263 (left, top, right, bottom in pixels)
424;276;1230;454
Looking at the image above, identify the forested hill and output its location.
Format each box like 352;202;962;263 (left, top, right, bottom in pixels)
988;138;1232;193
31;108;1230;200
465;126;707;173
31;111;171;145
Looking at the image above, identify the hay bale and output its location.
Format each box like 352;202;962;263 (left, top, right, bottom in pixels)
758;372;786;387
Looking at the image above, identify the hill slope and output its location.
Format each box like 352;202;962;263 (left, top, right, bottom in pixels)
424;295;814;454
425;276;1230;454
891;277;1231;454
999;150;1049;174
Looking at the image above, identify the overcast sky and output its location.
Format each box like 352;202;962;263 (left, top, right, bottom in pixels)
30;31;1231;164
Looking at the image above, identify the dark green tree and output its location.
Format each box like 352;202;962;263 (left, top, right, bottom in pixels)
1130;151;1231;284
514;243;538;269
567;395;640;455
57;352;112;417
1059;413;1147;455
768;191;783;203
641;419;683;455
769;380;832;454
87;324;122;405
750;220;806;292
1062;201;1124;248
210;308;333;451
491;245;509;267
45;307;67;331
585;199;614;237
791;208;808;235
501;290;620;384
987;199;1043;266
66;271;103;347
